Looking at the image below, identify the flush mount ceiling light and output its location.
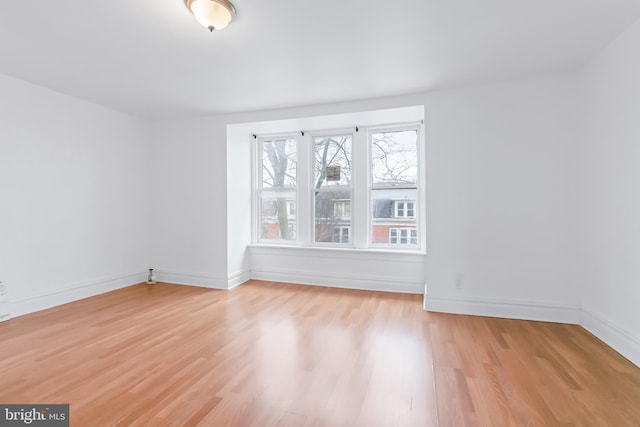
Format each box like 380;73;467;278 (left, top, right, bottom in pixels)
185;0;236;32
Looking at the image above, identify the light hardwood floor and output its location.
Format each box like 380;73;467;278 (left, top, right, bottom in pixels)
1;281;639;426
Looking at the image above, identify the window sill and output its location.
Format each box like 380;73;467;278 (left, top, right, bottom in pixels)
248;243;426;259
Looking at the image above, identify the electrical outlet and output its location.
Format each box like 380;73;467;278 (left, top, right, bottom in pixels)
454;274;464;289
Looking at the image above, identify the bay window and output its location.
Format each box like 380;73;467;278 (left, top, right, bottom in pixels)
254;123;422;250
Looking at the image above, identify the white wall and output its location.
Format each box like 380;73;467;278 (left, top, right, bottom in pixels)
0;74;150;317
579;17;640;366
148;116;230;288
424;74;582;323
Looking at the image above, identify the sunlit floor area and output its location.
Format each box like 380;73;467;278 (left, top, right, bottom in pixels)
1;281;639;426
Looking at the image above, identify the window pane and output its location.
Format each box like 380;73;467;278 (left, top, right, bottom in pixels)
314;135;352;188
262;139;296;189
371;130;418;187
315;190;352;243
370;129;419;247
260;190;296;241
314;134;352;244
371;189;417;245
260;137;296;242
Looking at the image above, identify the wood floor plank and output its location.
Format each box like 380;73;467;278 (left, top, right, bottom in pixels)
1;281;639;426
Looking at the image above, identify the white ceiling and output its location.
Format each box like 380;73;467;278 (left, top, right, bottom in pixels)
1;0;639;119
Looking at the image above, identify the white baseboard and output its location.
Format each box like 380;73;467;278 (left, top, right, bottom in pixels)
10;272;146;319
424;294;581;324
251;268;424;294
156;270;251;290
227;270;251;289
155;270;230;290
580;308;640;368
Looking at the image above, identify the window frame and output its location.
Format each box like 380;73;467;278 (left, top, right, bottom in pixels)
310;130;356;247
252;121;425;252
254;134;300;245
368;124;422;250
